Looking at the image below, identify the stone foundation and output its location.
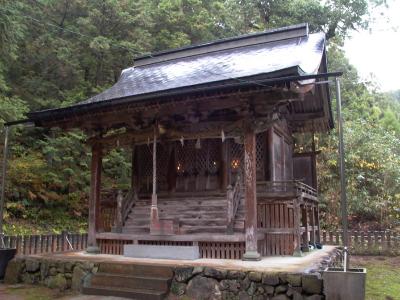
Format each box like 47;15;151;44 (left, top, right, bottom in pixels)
4;247;342;299
170;267;323;299
4;257;99;292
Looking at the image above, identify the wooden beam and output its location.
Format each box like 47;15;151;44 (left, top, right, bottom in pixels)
242;124;261;260
87;144;102;253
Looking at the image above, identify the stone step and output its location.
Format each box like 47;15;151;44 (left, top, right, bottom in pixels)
98;262;173;278
82;286;166;300
90;272;170;291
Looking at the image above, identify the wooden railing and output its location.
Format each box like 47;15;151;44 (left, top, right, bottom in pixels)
227;171;243;234
0;232;88;255
256;180;317;200
116;189;137;229
321;230;400;255
100;189;137;232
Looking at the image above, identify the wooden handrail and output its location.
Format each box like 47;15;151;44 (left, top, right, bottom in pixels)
256;180;318;198
114;189;137;232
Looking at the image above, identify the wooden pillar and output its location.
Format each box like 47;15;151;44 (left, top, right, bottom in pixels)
293;198;302;256
131;144;137;190
150;128;159;228
87;144;102;254
242;125;261;261
310;204;316;246
267;128;275;181
302;203;310;252
316;204;321;243
220;140;229;190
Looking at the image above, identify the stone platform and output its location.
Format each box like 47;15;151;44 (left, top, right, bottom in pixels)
4;246;342;299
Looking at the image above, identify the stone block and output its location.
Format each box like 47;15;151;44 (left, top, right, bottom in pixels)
275;284;288;294
170;279;187;296
227;270;246;280
287;274;302;287
186;276;221;300
271;294;290;300
248;271;262;282
40;260;50;281
192;266;204;275
4;259;24;284
264;285;274;295
124;244;200;260
238;291;251;300
220;279;241;293
262;274;280;286
25;259;40;273
305;295;323;300
175;267;194;283
204;267;227;280
46;273;67;291
247;282;257;296
302;275;322;294
71;266;87;291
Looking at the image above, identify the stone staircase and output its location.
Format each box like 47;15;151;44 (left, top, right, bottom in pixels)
83;262;173;299
122;192;245;234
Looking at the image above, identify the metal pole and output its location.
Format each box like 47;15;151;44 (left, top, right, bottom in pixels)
0;125;10;244
335;77;349;251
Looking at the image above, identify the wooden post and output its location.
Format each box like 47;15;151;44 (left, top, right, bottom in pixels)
242;124;261;261
220;140;229;190
131;144;136;190
150;126;160;233
293;197;302;256
315;204;321;243
301;204;310;252
87;144;102;254
310;204;316;246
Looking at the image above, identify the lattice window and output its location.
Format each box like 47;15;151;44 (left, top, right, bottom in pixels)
138;143;170;191
175;139;221;176
230;138;244;173
175;140;196;176
156;143;170;190
256;132;266;180
139;145;152;177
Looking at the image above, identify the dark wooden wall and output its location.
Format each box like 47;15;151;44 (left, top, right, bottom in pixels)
293;153;317;189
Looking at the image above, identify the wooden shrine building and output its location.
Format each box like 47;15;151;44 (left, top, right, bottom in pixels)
28;24;333;260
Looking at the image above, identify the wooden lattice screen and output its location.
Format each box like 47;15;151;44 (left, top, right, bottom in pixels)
256;132;266;180
138;143;171;192
175;139;221;191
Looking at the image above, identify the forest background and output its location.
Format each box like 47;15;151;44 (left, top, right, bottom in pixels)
0;0;399;234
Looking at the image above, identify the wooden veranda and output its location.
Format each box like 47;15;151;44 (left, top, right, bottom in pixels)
28;23;332;260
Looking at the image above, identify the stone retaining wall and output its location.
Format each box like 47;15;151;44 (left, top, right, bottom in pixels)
4;248;342;300
4;257;99;292
171;267;322;299
169;248;343;299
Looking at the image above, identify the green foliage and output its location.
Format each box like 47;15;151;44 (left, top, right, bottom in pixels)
0;0;397;233
317;43;400;229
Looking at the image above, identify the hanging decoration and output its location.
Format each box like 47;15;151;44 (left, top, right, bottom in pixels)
195;138;201;149
180;136;184;146
221;130;225;142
